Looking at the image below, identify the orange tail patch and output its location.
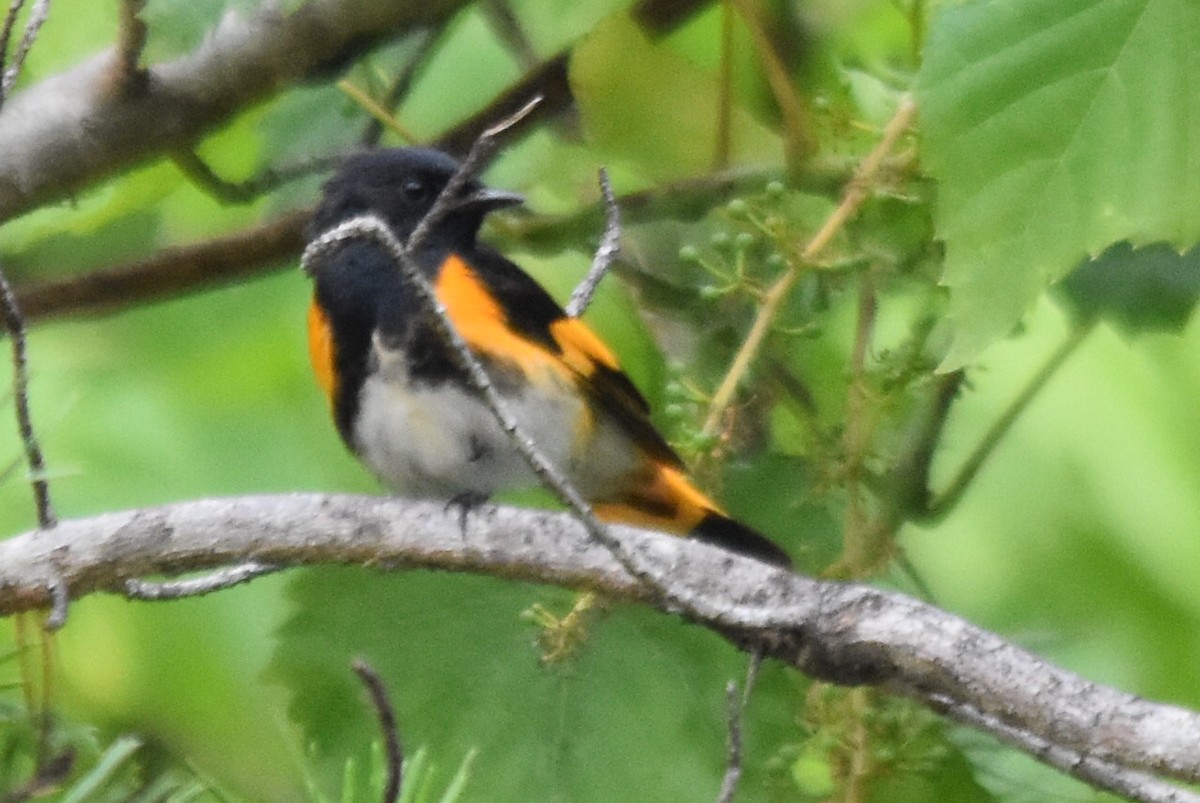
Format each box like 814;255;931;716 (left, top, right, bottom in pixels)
592;462;714;535
593;462;790;567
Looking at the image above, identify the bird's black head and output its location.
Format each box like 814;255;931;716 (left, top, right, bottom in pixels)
307;147;523;248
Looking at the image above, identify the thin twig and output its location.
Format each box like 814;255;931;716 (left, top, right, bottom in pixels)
0;267;56;529
352;659;404;803
924;322;1094;522
565;168;619;318
123;561;282;601
715;681;743;803
712;0;733;170
826;272;881;579
701;95;918;438
433;54;570;157
0;0;29;97
0;0;49;98
338;79;419;144
715;650;762;803
36;617;53;742
113;0;147;92
170;151;346;205
482;0;540;70
407;96;542;245
360;28;437;146
729;0;815;168
15;209;310;322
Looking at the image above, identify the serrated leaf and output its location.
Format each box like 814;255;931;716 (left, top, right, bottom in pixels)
918;0;1200;367
269;568;798;803
1057;241;1200;334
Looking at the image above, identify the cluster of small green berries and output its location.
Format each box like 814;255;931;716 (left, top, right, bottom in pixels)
678;180;795;301
659;363;722;457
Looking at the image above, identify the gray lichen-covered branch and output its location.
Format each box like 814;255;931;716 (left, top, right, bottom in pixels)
0;493;1198;802
0;0;707;225
0;0;468;223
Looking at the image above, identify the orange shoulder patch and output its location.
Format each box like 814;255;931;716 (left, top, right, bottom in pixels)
434;254;680;463
435;255;565;377
307;298;338;407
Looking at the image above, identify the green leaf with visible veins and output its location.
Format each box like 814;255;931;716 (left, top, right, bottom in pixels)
268;568;799;802
918;0;1200;368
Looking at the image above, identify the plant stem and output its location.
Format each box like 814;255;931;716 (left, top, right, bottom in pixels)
925;321;1095;522
701;95;917;437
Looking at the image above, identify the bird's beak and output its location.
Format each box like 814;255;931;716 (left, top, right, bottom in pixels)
458;187;524;212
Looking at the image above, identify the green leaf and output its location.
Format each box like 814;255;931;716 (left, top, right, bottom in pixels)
918;0;1200;367
569;11;781;183
269;568;798;803
1057;241;1200;334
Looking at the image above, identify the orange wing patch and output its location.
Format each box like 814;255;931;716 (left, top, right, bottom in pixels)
435;253;683;468
548;317;620;376
307;298;338;408
435;255;570;380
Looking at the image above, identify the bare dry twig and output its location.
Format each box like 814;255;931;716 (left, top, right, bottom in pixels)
0;0;49;102
0;267;55;529
113;0;147;91
927;693;1198;803
0;0;28;97
715;651;761;803
123;561;282;601
565;168;620;318
353;659;404;803
715;680;743;803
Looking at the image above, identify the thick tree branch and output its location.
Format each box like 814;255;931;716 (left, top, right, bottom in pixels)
0;0;713;224
14;210;309;321
0;0;470;223
0;493;1198;800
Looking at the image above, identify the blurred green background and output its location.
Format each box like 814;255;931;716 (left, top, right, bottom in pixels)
3;0;1200;800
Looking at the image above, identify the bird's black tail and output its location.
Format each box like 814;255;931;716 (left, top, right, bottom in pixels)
690;511;791;567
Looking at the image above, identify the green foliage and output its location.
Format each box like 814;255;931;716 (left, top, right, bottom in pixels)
3;0;1200;801
271;569;799;802
571;11;780;182
919;0;1200;367
1058;241;1200;333
0;706;207;802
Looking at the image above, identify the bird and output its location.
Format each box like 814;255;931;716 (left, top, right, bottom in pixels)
303;146;790;567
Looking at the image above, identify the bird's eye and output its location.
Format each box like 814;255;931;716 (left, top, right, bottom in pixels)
401;179;428;203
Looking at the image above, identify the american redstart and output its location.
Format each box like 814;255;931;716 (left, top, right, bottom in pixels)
304;147;789;567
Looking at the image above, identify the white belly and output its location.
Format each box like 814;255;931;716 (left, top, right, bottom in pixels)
352;341;640;500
